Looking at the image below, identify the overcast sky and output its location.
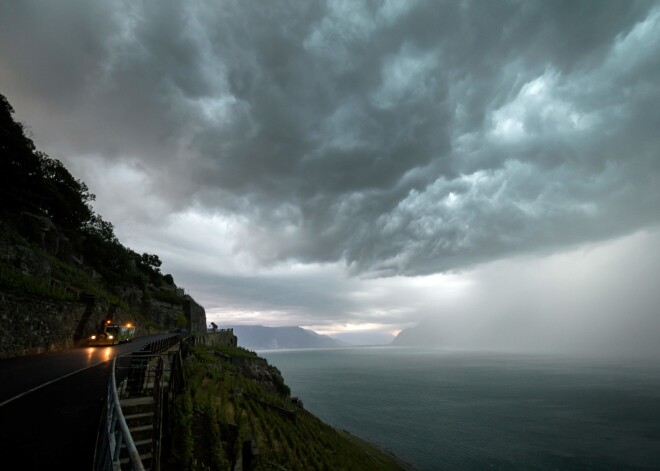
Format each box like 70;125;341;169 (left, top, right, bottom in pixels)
1;1;658;349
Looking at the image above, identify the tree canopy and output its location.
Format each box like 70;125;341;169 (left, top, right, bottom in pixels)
0;92;171;292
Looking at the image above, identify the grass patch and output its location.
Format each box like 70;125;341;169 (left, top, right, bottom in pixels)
0;260;75;301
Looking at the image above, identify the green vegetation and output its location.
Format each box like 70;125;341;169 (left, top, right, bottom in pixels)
165;345;410;471
152;288;185;305
0;92;185;311
0;259;75;302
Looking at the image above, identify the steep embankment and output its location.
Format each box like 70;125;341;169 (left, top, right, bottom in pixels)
166;344;411;471
0;92;206;357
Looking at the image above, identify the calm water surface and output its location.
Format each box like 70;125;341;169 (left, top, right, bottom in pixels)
260;347;660;470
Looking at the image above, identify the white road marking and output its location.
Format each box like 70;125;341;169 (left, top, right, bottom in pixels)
0;359;112;408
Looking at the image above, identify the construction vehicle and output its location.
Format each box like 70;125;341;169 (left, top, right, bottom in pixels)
89;321;135;346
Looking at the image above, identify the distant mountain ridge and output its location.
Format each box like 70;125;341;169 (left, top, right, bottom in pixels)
224;325;343;350
391;320;440;346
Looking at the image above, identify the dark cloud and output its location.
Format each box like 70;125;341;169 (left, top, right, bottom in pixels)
0;0;658;277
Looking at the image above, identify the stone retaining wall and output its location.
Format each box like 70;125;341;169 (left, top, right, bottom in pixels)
202;329;238;348
0;290;106;358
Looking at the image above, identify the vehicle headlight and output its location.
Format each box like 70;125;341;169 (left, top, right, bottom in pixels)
108;335;113;339
91;335;96;340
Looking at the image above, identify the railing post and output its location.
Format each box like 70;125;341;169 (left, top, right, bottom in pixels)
111;357;145;471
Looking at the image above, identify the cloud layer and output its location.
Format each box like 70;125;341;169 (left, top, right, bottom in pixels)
1;2;660;350
1;1;658;277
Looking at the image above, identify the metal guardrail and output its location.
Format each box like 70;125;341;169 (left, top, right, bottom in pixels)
95;357;146;471
115;353;164;471
139;335;181;355
95;335;183;471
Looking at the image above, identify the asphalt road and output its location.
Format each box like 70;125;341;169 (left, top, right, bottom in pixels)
0;334;175;470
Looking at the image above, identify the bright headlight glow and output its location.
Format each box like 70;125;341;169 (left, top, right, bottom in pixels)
91;335;96;340
108;335;113;339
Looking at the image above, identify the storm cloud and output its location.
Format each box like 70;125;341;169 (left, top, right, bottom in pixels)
1;0;658;275
1;1;659;344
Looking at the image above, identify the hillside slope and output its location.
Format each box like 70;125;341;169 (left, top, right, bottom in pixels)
0;93;205;357
167;344;412;471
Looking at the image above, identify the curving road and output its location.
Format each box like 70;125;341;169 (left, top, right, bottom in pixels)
0;334;175;470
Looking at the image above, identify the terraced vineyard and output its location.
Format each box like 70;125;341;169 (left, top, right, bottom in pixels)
166;344;410;471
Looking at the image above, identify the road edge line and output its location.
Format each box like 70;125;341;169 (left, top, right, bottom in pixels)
0;360;111;408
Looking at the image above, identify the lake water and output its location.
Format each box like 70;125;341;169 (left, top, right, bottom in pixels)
260;347;660;470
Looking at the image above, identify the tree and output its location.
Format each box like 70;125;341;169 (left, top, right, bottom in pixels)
140;253;162;273
84;214;117;243
0;93;94;232
0;92;179;299
40;157;95;231
0;94;49;217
